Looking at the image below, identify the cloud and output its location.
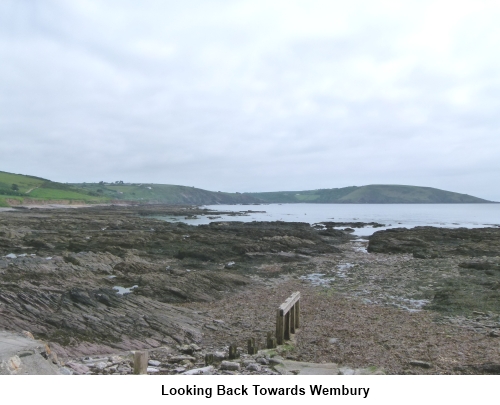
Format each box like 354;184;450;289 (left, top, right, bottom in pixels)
0;0;499;200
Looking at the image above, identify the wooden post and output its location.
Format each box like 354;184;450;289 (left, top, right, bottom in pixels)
295;300;300;328
276;291;300;345
205;353;214;366
290;304;295;334
276;309;284;345
133;351;148;375
228;344;239;360
267;332;277;349
284;312;290;340
247;338;257;355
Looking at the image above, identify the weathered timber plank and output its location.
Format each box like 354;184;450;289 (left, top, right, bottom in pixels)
284;312;290;340
295;300;300;328
276;309;284;345
267;332;277;349
279;291;300;315
133;351;148;375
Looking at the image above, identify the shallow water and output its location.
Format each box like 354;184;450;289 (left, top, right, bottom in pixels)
157;203;500;236
113;285;138;295
299;273;334;286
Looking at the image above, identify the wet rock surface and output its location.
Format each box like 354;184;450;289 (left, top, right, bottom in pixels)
185;278;500;375
367;227;500;316
317;221;385;229
1;205;499;374
368;226;500;258
0;205;350;358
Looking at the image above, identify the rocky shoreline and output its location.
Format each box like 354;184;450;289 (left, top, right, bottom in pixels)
1;205;499;374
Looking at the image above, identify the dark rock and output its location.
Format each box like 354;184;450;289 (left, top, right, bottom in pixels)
68;289;96;307
320;221;385;229
409;360;432;368
0;205;349;358
478;363;500;374
178;345;194;354
63;255;81;266
459;261;500;271
246;363;261;372
369;227;500;257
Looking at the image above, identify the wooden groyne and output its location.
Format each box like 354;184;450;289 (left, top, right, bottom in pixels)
276;291;300;345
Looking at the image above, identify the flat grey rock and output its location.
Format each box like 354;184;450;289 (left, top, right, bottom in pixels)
0;330;60;375
273;360;384;375
220;361;240;371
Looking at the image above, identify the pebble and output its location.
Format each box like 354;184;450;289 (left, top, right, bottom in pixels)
242;359;255;367
246;363;261;372
339;368;356;375
117;365;132;373
82;357;107;364
182;366;214;375
220;361;240;371
268;356;284;365
170;355;196;363
148;360;161;367
94;362;108;370
190;344;201;351
147;367;160;373
178;344;194;354
66;362;90;375
59;367;73;375
214;351;227;361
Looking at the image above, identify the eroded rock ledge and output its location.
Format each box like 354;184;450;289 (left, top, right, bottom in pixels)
0;205;351;358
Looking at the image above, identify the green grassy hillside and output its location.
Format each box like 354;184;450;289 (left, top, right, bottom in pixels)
248;187;358;203
0;171;108;206
246;185;493;204
0;171;260;206
0;171;493;206
74;182;260;205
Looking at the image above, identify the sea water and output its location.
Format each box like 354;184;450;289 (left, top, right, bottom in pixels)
157;203;500;236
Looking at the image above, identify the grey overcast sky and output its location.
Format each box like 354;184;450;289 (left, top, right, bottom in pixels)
1;0;499;200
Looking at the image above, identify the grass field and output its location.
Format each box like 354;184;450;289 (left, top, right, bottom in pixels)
74;182;259;204
0;170;493;206
0;171;109;205
1;172;258;205
0;171;46;193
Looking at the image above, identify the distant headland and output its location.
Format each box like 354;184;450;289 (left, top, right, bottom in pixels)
0;170;494;207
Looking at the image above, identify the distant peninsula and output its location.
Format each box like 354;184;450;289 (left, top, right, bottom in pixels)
246;184;493;204
0;170;494;207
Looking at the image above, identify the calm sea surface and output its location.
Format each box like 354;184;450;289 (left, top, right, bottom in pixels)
157;203;500;236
